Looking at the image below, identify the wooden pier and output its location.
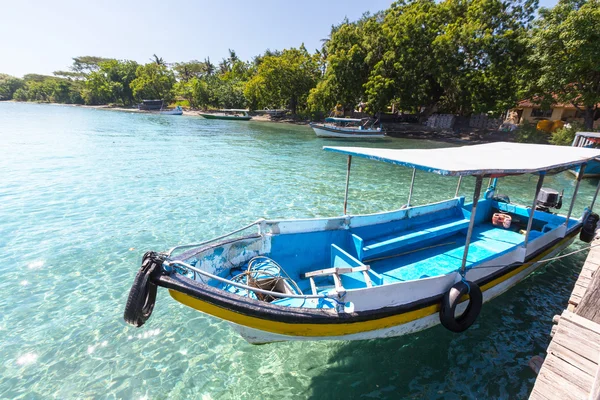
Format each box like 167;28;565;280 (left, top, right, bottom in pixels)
529;234;600;400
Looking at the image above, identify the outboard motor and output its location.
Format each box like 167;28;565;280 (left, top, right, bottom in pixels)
535;188;563;212
580;212;599;243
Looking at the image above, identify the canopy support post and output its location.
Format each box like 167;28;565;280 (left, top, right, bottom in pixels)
343;156;352;215
407;168;416;207
524;173;545;248
460;176;483;276
455;176;462;198
590;177;600;211
566;163;586;225
490;177;498;196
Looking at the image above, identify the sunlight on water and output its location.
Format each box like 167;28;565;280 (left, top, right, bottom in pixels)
0;102;595;399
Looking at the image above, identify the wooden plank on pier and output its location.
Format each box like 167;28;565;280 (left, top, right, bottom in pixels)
530;232;600;400
530;316;599;399
569;283;587;307
549;321;599;375
584;249;600;266
532;353;591;399
575;267;600;324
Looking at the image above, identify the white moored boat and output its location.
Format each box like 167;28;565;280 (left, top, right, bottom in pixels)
159;106;183;115
310;117;385;138
124;142;600;344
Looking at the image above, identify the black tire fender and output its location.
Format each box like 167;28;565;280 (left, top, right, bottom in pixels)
580;212;599;243
123;252;163;327
439;280;482;333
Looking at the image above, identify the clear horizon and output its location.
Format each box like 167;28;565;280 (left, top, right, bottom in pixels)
1;0;558;78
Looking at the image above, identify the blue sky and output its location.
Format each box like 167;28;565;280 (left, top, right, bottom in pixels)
1;0;558;78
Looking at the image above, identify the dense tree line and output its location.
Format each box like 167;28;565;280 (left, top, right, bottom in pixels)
1;0;599;128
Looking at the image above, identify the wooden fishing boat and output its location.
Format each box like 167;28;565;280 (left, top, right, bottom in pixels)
199;109;251;121
310;117;385;138
568;132;600;178
124;142;600;344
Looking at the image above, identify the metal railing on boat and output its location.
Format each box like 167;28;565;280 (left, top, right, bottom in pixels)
166;219;266;257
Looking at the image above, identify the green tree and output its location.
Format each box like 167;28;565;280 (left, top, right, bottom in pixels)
192;78;210;108
528;0;600;129
172;60;208;82
82;60;138;105
550;122;583;145
70;56;114;77
363;0;534;116
0;74;24;100
83;69;118;104
204;57;216;76
244;46;320;114
12;88;28;101
308;13;383;113
209;75;247;109
130;63;176;102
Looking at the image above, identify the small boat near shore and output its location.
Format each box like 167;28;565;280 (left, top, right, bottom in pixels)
159;106;183;115
199;109;251;121
310;117;385;138
568;131;600;178
124;142;600;344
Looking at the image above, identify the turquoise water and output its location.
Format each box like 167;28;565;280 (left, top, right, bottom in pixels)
0;102;596;399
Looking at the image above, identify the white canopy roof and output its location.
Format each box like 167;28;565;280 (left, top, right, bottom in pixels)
324;142;600;176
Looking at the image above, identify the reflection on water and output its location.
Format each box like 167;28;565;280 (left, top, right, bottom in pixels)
0;102;592;399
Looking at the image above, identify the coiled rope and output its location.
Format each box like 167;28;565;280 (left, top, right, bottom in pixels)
229;256;304;300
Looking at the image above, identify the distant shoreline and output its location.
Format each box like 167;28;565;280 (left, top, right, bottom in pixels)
75;103;311;125
4;101;509;145
4;100;309;125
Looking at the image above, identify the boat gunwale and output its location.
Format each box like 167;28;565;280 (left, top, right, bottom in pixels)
262;197;462;226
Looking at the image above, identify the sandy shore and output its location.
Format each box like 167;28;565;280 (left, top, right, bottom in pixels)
77;104;307;125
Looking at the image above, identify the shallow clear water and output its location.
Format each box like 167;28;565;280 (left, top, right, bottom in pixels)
0;102;596;399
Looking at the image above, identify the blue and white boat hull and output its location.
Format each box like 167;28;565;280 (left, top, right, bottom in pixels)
569;160;600;178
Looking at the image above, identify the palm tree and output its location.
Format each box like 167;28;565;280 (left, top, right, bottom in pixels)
204;57;215;75
218;59;230;74
151;54;165;66
228;49;239;65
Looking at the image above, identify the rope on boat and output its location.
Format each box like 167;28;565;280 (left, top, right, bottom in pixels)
469;236;600;271
229;256;304;300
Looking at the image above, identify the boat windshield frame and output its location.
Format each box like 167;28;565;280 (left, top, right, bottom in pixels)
573;131;600;148
324;117;378;129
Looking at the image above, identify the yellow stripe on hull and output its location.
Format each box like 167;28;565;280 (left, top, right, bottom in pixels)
169;234;575;337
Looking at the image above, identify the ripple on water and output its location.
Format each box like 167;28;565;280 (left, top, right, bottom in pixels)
0;102;593;399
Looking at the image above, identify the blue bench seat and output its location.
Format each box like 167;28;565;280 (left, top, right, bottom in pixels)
352;217;470;261
370;224;528;283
